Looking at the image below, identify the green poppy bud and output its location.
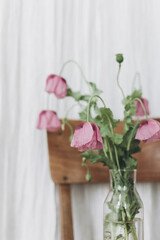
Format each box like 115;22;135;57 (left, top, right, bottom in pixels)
81;157;86;166
61;123;65;131
86;172;92;182
116;54;124;63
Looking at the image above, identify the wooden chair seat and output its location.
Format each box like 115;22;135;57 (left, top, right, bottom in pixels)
47;119;160;240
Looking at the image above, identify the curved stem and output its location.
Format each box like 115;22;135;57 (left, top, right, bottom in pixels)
65;103;82;119
132;72;142;91
117;64;125;100
134;97;148;120
59;59;92;92
65;121;73;137
87;94;106;122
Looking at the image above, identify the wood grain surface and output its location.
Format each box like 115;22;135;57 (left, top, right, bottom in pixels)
47;119;160;184
59;184;74;240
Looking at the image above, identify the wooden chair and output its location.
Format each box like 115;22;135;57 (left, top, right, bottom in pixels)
47;119;160;240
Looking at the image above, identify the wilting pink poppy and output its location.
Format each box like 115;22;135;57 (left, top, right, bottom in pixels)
135;119;160;143
45;74;67;98
71;122;104;152
37;110;61;132
135;98;150;116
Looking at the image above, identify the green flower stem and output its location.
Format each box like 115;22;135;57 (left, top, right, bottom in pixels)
104;138;113;163
127;122;139;152
65;121;74;138
133;97;148;120
86;94;122;175
87;94;106;122
87;94;122;173
131;224;138;240
122;210;129;240
59;59;92;92
132;72;142;91
113;145;121;173
117;63;125;100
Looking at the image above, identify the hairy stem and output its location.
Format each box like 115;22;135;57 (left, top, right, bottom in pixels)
87;94;106;122
59;59;92;92
117;63;125;100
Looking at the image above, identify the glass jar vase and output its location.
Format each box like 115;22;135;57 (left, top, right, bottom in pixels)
103;170;144;240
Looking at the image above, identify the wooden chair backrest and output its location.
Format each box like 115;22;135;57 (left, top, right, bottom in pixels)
47;119;160;240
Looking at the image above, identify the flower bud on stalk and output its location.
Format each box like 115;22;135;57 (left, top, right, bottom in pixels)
116;54;124;64
86;171;92;182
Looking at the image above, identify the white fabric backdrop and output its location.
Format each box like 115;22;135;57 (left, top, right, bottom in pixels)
0;0;160;239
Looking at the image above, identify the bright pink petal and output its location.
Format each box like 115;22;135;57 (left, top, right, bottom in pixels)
71;122;94;148
135;119;160;141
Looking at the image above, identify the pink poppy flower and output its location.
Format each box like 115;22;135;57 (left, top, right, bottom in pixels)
135;98;150;116
135;119;160;143
45;74;67;99
37;110;61;132
71;122;104;152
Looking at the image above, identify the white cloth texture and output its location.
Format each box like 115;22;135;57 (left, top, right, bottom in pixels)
0;0;160;240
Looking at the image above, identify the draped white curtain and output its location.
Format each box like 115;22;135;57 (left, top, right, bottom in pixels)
0;0;160;240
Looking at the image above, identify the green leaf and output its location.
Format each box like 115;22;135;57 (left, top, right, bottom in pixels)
81;149;114;168
79;107;87;121
131;89;142;99
112;133;123;145
99;107;120;128
88;82;103;94
81;149;107;165
79;95;91;102
123;156;137;172
67;88;91;102
67;88;81;101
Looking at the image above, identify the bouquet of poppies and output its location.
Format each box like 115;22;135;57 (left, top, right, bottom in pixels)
37;54;160;240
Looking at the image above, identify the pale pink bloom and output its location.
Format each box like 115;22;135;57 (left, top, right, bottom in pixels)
71;122;104;152
135;119;160;143
37;110;61;132
45;74;67;98
135;98;150;116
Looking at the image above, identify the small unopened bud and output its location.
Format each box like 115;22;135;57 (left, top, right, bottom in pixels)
81;157;86;166
86;172;92;182
116;54;124;63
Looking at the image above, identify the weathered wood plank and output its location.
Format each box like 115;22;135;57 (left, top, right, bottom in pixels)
59;184;74;240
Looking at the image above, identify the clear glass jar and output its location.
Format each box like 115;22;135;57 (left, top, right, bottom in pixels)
103;170;144;240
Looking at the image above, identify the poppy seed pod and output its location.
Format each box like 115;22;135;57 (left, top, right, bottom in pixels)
116;54;124;63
